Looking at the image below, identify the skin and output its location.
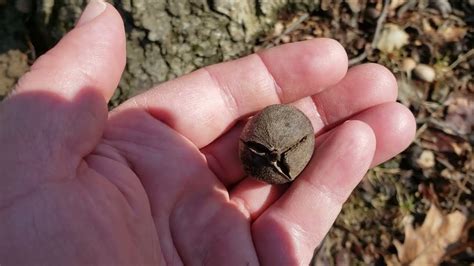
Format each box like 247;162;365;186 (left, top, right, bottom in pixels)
0;1;416;265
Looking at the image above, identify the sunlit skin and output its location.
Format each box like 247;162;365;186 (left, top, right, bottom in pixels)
0;1;416;265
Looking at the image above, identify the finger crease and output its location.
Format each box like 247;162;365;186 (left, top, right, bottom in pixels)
312;95;330;127
203;151;226;183
255;53;285;104
232;197;252;221
202;67;239;119
299;177;347;206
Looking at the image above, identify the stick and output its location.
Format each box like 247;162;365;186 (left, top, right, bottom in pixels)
349;0;391;65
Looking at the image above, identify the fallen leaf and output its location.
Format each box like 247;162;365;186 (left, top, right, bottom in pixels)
420;129;470;155
376;24;409;53
440;168;464;180
416;150;435;169
397;78;422;107
393;205;467;265
438;25;467;42
445;94;474;135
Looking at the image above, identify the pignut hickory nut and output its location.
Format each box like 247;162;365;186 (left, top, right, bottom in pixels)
239;104;315;184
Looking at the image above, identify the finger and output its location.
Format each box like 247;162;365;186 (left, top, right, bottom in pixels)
345;102;416;166
8;0;125;150
252;121;376;265
230;102;415;219
116;38;348;148
14;0;125;101
203;63;397;186
0;1;125;203
5;1;125;155
312;63;397;130
307;102;416;168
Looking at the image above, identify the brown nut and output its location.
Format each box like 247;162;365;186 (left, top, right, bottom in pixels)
239;104;315;184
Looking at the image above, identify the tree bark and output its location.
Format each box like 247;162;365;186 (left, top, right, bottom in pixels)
1;0;320;103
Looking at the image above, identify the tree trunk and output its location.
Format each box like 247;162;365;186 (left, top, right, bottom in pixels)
1;0;320;103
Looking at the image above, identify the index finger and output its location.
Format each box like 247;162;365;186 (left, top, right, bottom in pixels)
115;39;348;148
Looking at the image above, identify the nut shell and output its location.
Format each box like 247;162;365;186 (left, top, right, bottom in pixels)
239;104;315;184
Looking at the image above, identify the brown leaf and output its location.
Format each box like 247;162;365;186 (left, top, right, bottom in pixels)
397;78;423;107
438;25;467;42
445;94;474;135
376;24;409;53
393;205;467;265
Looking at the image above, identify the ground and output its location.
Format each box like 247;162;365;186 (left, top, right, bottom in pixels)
0;0;472;264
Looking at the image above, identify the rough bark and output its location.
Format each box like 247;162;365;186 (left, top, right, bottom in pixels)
0;0;320;103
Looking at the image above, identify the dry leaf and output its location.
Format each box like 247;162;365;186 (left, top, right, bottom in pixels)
445;94;474;135
376;24;409;53
439;26;467;42
393;205;467;265
416;150;435;169
440;168;464;180
397;78;422;107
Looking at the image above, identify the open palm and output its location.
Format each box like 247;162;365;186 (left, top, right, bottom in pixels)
0;2;415;265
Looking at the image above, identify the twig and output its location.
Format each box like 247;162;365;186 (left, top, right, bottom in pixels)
265;13;309;48
451;174;471;212
348;51;367;66
282;13;309;36
397;0;417;18
371;0;391;48
414;122;428;139
349;0;391;66
448;48;474;70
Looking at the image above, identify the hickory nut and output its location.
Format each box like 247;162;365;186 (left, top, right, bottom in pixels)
239;104;315;184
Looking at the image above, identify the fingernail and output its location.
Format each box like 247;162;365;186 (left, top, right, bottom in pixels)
76;0;107;27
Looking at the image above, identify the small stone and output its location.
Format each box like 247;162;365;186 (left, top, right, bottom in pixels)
239;104;315;184
413;64;436;82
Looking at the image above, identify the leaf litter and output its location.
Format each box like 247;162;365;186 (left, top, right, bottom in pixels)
257;0;474;264
391;205;467;265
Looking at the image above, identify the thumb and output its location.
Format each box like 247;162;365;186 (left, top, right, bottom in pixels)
0;0;125;203
15;0;125;100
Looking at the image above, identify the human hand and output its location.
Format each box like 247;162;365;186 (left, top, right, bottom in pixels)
0;1;416;265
